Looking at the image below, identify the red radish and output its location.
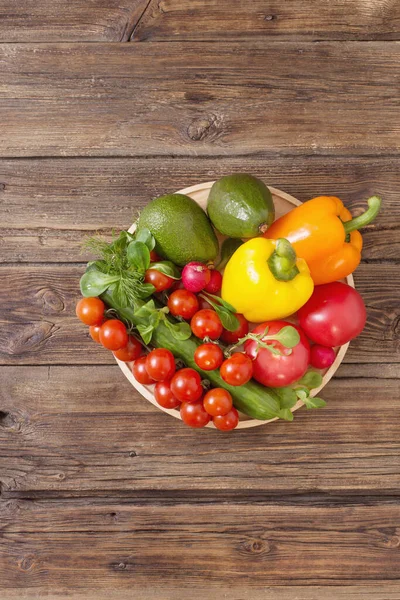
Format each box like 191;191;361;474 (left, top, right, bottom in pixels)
310;345;336;369
204;269;222;293
182;262;211;293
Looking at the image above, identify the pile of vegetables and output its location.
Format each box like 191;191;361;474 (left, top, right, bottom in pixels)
76;174;381;431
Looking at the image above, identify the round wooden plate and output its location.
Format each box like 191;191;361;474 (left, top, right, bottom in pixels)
115;182;354;429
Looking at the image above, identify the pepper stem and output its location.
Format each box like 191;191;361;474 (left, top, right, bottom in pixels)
267;238;300;282
343;196;382;234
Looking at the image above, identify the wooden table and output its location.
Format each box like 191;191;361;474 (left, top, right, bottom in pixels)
1;2;399;598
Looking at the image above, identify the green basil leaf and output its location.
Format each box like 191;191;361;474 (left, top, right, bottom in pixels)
215;307;240;332
164;319;192;341
149;261;181;280
80;270;120;297
274;387;297;409
206;293;237;314
274;325;300;348
136;228;156;251
298;371;323;390
278;408;294;422
304;397;327;409
136;283;156;299
296;389;308;402
127;241;151;273
137;323;155;345
217;238;244;269
134;299;156;319
149;311;161;329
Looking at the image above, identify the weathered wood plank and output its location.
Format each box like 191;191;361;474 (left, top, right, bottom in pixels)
0;264;397;365
0;42;399;157
0;1;149;42
132;0;400;42
0;156;396;262
0;499;399;589
0;366;399;494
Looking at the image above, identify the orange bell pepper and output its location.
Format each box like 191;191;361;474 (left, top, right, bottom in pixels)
266;196;381;285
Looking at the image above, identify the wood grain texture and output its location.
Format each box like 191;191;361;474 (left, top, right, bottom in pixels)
0;365;399;494
0;1;149;42
0;263;397;366
0;156;397;263
1;42;400;157
132;0;400;42
0;499;399;589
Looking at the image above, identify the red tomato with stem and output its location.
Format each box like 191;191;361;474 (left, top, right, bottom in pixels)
194;343;224;371
245;320;310;388
113;336;142;361
203;388;232;416
298;282;367;347
220;313;249;344
220;353;253;386
144;269;175;292
132;355;155;385
170;368;203;402
180;400;211;428
191;309;223;340
145;348;176;381
99;319;128;351
168;289;199;320
76;297;105;326
213;408;239;431
154;381;181;409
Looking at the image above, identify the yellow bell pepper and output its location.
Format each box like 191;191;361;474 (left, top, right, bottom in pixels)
221;237;314;323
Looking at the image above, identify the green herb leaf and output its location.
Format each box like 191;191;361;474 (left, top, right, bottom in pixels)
274;325;300;348
215;307;240;332
296;389;309;402
135;228;156;251
150;261;181;280
298;371;323;390
205;293;237;314
80;270;120;297
149;311;161;329
217;238;244;270
278;408;294;422
134;299;156;319
304;397;327;409
137;323;155;345
274;387;298;409
127;241;151;273
164;319;192;341
136;283;156;298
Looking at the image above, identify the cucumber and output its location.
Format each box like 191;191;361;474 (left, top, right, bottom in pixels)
102;288;283;421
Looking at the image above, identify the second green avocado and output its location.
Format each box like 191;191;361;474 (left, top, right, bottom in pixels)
207;174;275;238
138;193;219;267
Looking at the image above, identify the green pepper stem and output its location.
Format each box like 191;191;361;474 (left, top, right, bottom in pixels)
267;238;300;282
343;196;382;234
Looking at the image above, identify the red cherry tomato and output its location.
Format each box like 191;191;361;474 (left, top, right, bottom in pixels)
194;343;224;371
113;336;142;362
180;400;211;428
191;309;223;340
170;279;186;292
203;388;233;416
132;355;155;385
204;270;223;294
170;368;203;403
89;323;103;343
145;348;176;381
213;408;239;431
298;282;367;347
76;297;105;326
154;380;181;409
198;296;213;311
220;313;249;344
220;353;253;386
144;268;175;292
149;250;160;262
168;289;199;320
245;320;310;388
309;345;336;369
99;319;128;351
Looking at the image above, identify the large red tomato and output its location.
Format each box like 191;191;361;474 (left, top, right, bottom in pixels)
244;320;310;387
298;282;366;347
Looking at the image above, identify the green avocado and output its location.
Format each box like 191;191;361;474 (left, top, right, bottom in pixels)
138;193;219;267
207;173;275;238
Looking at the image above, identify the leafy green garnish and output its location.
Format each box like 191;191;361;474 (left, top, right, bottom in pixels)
200;292;240;332
135;228;156;251
127;241;151;273
150;261;181;280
